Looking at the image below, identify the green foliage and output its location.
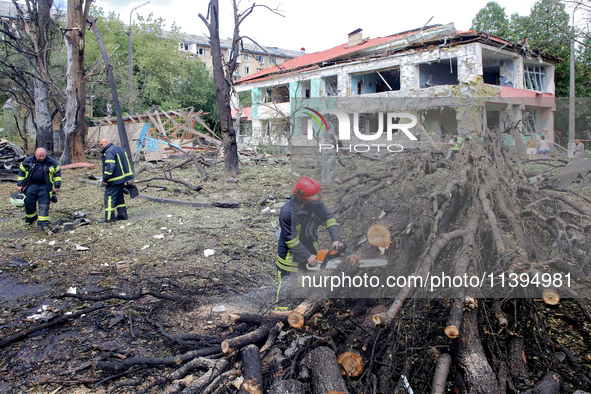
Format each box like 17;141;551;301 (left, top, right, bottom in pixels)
471;2;510;38
472;0;582;97
84;6;217;130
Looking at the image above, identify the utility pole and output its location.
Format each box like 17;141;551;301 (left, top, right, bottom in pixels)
127;2;149;116
568;4;578;158
89;16;134;172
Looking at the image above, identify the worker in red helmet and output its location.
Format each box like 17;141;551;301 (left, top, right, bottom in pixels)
275;176;345;309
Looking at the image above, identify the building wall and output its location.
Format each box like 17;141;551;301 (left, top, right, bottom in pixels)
235;42;557;148
179;43;295;79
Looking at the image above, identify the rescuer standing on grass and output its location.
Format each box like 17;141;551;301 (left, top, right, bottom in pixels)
99;138;134;222
275;176;345;309
17;148;61;231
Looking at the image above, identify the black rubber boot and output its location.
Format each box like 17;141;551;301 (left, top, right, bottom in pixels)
117;207;128;220
37;203;51;230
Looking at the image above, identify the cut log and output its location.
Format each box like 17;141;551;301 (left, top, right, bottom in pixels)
444;298;464;339
268;379;306;394
286;297;327;329
367;223;392;255
542;288;560;305
239;344;263;394
431;353;452;394
337;351;363;378
287;311;305;329
453;307;500;394
307;346;349;394
221;323;273;354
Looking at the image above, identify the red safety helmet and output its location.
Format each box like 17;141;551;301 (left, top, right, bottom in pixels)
293;176;322;201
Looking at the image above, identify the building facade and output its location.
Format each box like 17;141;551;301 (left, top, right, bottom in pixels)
178;33;302;80
233;24;557;149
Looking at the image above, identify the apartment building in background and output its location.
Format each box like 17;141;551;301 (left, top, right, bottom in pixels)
178;33;302;80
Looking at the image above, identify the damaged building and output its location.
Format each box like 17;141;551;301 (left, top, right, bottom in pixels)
233;24;557;150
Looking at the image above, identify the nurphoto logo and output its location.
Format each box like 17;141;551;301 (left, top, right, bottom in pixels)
301;107;418;153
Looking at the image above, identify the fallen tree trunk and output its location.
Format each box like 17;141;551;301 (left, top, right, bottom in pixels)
221;323;273;354
239;344;263;394
453;307;500;394
431;353;452;394
306;346;349;394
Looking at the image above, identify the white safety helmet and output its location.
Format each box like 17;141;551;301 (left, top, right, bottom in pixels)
10;192;26;208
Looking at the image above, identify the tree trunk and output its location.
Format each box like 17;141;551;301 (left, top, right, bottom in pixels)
431;353;452;394
62;0;90;165
33;0;53;153
306;346;349;394
454;307;500;394
33;67;53;153
200;0;239;176
239;344;263;394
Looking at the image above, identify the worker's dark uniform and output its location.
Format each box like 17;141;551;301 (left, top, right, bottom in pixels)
275;196;342;307
17;155;61;229
101;143;134;221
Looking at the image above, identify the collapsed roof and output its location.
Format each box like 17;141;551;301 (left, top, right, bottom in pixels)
235;23;558;85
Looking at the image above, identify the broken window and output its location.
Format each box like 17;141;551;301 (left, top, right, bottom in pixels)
417;107;458;142
269;57;277;64
264;85;290;104
481;51;515;87
419;59;458;88
523;64;547;92
523;109;538;134
180;42;190;51
197;47;206;56
244;66;250;74
256;55;265;64
486;110;500;131
323;76;338;96
350;67;400;95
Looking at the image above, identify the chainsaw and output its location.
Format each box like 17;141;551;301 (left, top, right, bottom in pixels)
306;245;388;271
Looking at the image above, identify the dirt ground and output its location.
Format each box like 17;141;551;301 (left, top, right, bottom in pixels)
0;157;294;393
2;152;591;393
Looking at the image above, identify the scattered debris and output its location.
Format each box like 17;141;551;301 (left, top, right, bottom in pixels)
0;139;25;181
204;249;215;257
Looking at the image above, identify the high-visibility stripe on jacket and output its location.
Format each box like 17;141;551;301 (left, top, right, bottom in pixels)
276;196;342;272
101;143;134;185
17;155;62;195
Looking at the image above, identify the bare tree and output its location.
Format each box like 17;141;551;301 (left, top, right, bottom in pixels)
61;0;92;165
199;0;282;176
0;0;60;153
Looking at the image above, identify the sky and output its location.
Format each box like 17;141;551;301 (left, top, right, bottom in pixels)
90;0;545;53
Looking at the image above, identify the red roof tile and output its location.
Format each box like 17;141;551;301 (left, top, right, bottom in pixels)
236;27;430;85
